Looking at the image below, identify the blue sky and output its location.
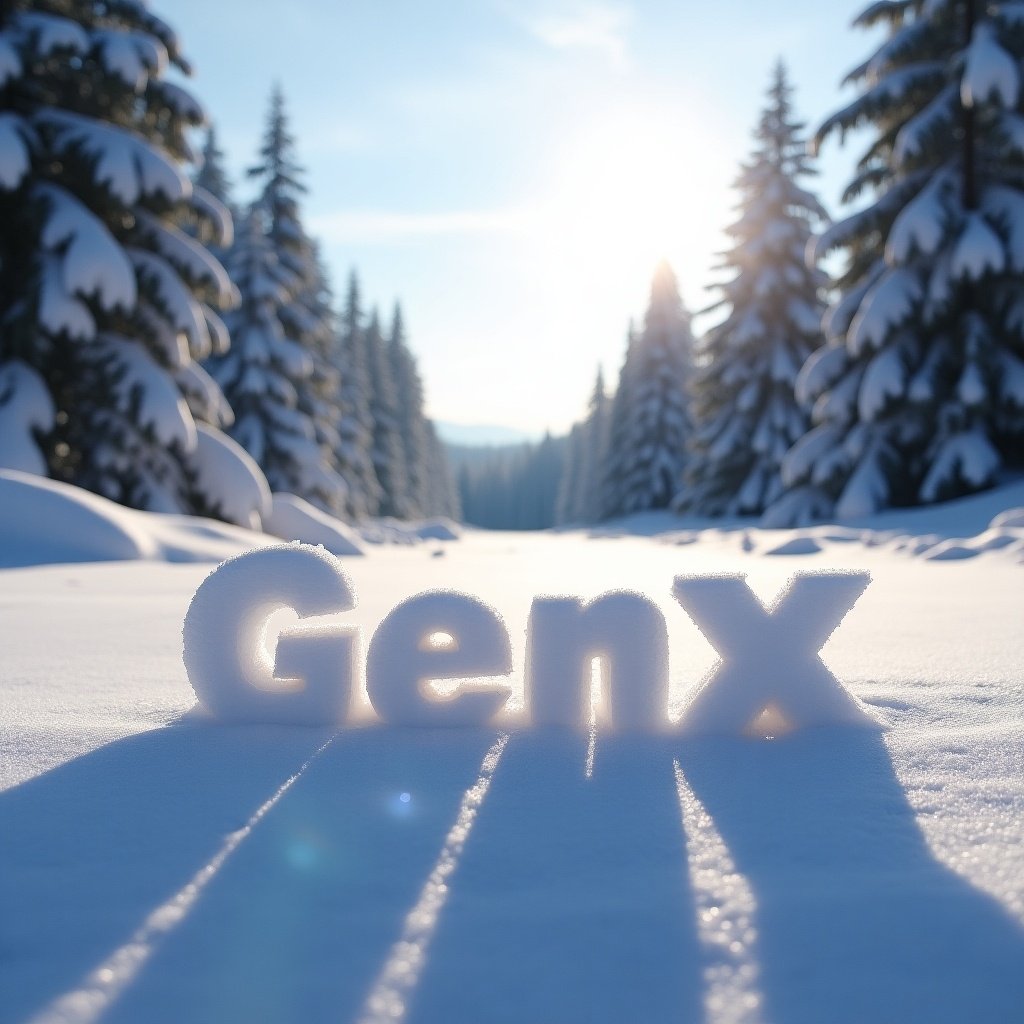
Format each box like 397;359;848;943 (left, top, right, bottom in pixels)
171;0;874;434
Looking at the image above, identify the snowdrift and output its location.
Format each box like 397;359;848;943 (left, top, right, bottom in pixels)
0;470;271;567
263;492;366;557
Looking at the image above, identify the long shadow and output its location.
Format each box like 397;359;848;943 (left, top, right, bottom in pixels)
676;729;1024;1024
408;731;703;1024
0;721;335;1023
103;726;502;1024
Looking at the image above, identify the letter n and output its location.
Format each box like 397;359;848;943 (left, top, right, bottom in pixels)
525;592;669;732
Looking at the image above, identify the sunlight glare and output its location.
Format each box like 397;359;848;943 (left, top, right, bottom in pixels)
358;734;509;1024
536;101;733;305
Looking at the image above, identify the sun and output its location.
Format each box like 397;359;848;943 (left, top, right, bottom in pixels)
534;101;733;303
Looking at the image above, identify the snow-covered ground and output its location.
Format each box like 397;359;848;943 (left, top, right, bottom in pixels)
1;477;1023;1023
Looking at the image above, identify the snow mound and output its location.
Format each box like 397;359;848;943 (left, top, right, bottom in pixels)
412;517;462;542
764;536;822;556
263;493;365;557
923;529;1023;562
359;518;422;546
990;507;1024;529
0;470;269;567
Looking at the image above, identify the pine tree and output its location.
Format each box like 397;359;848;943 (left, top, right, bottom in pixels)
424;421;462;520
771;0;1024;523
555;422;585;525
365;307;411;518
684;63;827;518
192;124;235;260
601;322;640;518
0;0;241;514
211;206;333;502
194;125;235;230
388;303;431;517
246;85;345;513
335;271;382;519
604;263;694;517
557;366;611;524
578;366;610;521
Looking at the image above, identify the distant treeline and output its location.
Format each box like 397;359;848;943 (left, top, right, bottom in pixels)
450;437;567;530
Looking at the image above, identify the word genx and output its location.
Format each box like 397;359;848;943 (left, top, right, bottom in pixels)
182;544;880;736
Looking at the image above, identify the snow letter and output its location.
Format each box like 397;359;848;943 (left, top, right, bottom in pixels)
525;592;670;731
183;544;358;726
366;591;512;727
672;572;880;735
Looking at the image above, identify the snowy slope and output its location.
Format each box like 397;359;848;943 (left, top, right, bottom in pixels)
0;486;1022;1023
0;470;272;567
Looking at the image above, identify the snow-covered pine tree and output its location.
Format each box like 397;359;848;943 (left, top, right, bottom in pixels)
555;421;585;525
335;271;381;519
388;303;431;518
605;262;694;516
192;125;235;255
210;205;333;503
683;63;828;517
0;0;247;515
424;421;462;520
601;321;640;518
557;366;611;524
293;242;348;516
246;85;346;513
769;0;1024;523
577;366;610;521
194;125;233;219
365;307;411;518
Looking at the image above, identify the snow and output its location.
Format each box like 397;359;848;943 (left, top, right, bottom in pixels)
527;592;670;731
991;506;1024;528
961;21;1020;109
96;29;151;91
919;430;1001;503
188;424;271;531
183;543;358;727
0;470;271;568
412;518;461;542
129;248;210;357
0;112;29;189
366;591;514;727
950;212;1006;281
38;183;137;312
673;572;881;736
97;333;195;450
846;267;921;354
1;479;1023;1022
885;172;947;262
0;362;54;475
39;110;189;206
264;493;365;557
134;210;233;307
38;255;95;339
764;536;822;556
0;35;22;88
16;11;88;57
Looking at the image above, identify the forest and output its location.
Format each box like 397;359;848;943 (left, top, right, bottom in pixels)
0;1;1022;535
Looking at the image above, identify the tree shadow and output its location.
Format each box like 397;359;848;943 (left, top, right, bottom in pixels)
0;721;335;1023
0;723;501;1024
102;726;503;1024
407;730;703;1024
675;728;1024;1024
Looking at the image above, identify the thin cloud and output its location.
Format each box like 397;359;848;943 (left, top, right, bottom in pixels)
519;2;633;69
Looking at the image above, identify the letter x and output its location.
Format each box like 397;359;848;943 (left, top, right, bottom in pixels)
672;572;879;735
